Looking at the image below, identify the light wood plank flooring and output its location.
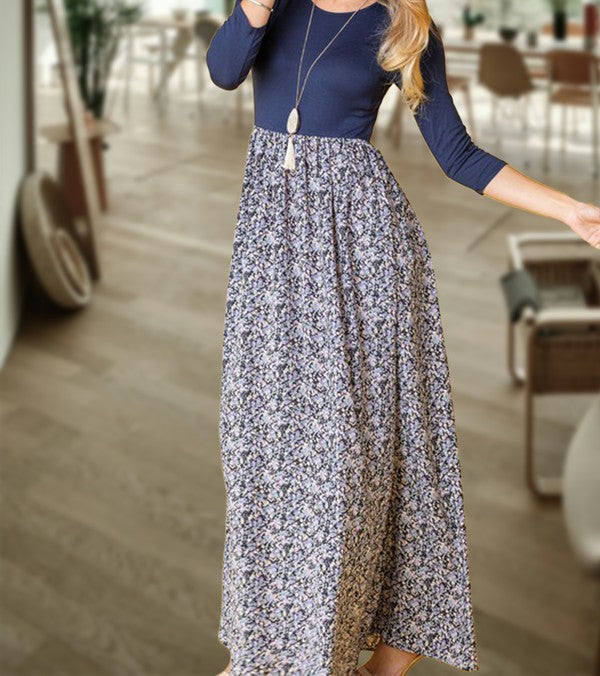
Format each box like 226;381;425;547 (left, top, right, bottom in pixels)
1;73;599;675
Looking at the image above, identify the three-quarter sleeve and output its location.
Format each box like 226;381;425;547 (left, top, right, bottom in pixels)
396;24;507;195
206;0;274;90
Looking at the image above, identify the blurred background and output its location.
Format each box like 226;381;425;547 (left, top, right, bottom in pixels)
1;0;599;674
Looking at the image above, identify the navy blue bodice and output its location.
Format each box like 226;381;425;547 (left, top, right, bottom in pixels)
206;0;507;194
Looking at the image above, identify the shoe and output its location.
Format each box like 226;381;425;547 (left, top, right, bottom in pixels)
401;655;424;674
356;654;424;676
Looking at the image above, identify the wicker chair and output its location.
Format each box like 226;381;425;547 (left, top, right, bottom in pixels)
503;232;600;499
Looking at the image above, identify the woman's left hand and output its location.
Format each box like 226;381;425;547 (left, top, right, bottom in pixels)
483;166;600;250
565;201;600;250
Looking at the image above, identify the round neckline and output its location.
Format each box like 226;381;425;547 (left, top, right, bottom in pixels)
307;0;381;16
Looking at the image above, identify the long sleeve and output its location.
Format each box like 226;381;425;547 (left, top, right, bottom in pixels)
206;0;274;90
397;24;507;195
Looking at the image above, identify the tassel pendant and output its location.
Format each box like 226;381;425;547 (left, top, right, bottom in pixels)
283;106;299;171
283;134;296;171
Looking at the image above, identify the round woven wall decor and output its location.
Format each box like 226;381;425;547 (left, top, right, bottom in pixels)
20;171;92;308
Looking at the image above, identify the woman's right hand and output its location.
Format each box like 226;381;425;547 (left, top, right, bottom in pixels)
240;0;276;28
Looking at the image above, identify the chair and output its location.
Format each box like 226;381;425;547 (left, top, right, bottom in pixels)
122;23;164;111
384;74;477;148
194;12;246;121
500;231;600;499
194;11;254;128
478;43;537;150
543;49;600;178
194;13;222;96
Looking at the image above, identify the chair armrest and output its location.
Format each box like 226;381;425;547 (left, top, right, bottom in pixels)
533;307;600;329
508;231;587;271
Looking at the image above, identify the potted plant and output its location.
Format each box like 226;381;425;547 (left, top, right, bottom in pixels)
65;0;142;120
548;0;568;40
39;0;143;120
498;0;520;42
462;3;485;41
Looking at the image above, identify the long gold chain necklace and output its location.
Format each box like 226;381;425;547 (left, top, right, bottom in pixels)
283;0;372;171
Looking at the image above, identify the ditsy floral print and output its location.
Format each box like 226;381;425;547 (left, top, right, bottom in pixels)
217;125;479;675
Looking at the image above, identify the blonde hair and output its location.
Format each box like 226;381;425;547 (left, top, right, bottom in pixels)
375;0;435;113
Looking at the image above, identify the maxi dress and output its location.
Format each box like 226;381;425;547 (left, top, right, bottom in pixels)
206;1;507;673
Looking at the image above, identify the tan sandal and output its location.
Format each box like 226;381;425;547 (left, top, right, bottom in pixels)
356;654;424;676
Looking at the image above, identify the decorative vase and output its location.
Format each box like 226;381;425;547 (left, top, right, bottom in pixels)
499;26;519;42
526;30;538;48
464;24;474;41
553;10;567;41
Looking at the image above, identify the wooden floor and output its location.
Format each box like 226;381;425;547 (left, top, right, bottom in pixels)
1;71;600;676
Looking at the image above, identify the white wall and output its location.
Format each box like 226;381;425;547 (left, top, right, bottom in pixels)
427;0;583;30
0;2;27;369
142;0;223;16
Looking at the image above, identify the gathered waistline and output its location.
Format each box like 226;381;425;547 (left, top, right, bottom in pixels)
252;124;380;153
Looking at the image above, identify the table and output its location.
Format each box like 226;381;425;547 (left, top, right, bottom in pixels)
40;117;120;217
135;12;224;106
441;27;599;78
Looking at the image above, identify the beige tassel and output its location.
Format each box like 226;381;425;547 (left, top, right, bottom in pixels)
283;134;296;171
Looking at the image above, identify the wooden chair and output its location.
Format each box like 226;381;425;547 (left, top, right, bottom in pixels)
478;42;538;150
543;49;600;178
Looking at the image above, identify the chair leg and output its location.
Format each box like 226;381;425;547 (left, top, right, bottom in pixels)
543;96;552;173
592;91;599;178
525;336;561;500
464;83;476;141
560;104;567;154
196;43;204;94
123;29;133;113
179;60;186;90
522;94;530;168
507;320;526;386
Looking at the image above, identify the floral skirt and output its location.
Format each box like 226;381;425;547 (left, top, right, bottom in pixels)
217;124;479;675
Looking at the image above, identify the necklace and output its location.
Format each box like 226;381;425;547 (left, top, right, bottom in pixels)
283;0;373;170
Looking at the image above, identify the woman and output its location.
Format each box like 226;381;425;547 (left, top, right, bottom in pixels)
205;0;600;673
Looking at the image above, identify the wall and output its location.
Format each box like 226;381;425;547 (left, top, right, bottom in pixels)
0;2;27;369
143;0;224;16
427;0;590;29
